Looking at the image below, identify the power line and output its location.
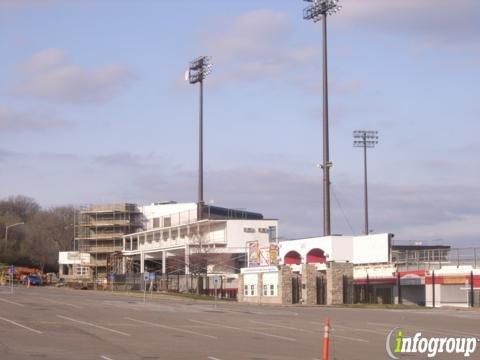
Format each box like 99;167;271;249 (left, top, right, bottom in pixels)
331;184;354;234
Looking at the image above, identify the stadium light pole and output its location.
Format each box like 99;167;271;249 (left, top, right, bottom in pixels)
185;56;213;221
4;222;25;250
353;130;378;235
303;0;341;236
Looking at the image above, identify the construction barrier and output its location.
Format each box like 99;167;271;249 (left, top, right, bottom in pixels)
322;318;330;360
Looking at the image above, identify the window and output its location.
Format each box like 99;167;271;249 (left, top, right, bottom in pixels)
153;218;160;228
163;217;171;227
244;274;257;296
262;272;278;296
268;226;277;243
244;227;255;233
258;228;269;233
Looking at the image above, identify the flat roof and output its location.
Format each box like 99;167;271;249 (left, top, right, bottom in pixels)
391;245;451;250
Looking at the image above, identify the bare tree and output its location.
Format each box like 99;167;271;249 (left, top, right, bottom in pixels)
0;195;74;272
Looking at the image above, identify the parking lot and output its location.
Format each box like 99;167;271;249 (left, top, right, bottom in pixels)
0;286;479;359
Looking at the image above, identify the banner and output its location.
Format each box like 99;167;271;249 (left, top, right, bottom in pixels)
247;241;260;267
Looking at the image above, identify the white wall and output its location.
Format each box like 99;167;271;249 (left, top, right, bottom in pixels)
140;202;197;229
58;251;91;265
124;219;278;256
262;272;278;296
352;233;390;264
243;273;258;296
279;237;333;264
225;219;278;249
331;236;354;261
279;233;391;265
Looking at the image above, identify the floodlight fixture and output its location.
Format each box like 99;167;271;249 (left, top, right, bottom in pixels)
354;130;379;148
186;56;212;84
353;130;379;235
303;0;342;22
186;56;213;221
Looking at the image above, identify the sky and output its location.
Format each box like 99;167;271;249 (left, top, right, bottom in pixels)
0;0;479;246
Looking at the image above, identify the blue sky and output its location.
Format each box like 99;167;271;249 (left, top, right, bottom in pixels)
1;0;479;246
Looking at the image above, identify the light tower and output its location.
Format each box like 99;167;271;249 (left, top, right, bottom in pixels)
186;56;212;220
353;130;379;235
303;0;342;236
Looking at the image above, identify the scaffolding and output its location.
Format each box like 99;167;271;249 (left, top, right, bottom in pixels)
74;203;143;279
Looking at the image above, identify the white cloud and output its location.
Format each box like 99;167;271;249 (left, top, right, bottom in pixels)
338;0;480;48
200;10;321;87
1;147;478;246
206;10;290;61
13;49;135;104
0;106;72;132
125;164;480;246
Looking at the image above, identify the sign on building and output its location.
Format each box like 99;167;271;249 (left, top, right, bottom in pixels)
247;241;260;267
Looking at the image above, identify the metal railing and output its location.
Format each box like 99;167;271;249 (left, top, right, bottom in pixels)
393;247;479;271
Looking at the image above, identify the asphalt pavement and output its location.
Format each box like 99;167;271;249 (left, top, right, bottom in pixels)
0;285;479;359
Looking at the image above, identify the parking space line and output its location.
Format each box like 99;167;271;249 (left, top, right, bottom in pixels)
189;319;297;342
37;297;83;309
331;334;369;343
0;316;43;334
100;356;113;360
125;317;217;339
333;324;386;336
249;320;316;334
207;357;222;360
0;297;25;307
57;315;130;336
368;322;479;338
366;321;394;328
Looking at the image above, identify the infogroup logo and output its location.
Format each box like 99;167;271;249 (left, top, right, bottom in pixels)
386;328;478;359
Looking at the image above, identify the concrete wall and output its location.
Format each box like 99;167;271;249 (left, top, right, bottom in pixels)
326;262;354;305
278;266;293;305
425;284;442;307
301;264;317;305
238;266;292;305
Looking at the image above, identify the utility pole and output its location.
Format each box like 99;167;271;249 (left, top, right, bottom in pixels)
303;0;341;236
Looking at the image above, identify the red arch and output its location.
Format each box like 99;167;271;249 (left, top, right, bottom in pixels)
284;250;302;265
306;248;326;264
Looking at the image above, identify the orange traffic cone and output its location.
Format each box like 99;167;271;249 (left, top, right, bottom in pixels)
322;318;330;360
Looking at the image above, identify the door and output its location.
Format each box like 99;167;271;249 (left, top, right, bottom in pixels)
316;276;326;305
292;275;301;304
